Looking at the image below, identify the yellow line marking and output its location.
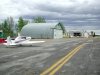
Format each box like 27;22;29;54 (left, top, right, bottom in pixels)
40;44;85;75
49;44;85;75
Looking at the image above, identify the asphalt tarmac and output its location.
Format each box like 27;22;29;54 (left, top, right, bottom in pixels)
0;37;100;75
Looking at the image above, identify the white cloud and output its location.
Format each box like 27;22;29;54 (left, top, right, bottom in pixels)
0;0;100;25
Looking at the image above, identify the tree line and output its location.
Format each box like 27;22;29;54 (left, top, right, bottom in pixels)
0;16;46;38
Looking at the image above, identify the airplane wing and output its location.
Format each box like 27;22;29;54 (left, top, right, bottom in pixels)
20;41;45;45
28;41;45;43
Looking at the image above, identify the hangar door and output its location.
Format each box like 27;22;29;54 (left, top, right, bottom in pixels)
54;29;63;39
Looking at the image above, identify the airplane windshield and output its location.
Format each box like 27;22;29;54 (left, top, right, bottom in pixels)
21;37;26;39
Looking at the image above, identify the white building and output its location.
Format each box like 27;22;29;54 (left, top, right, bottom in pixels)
65;25;100;37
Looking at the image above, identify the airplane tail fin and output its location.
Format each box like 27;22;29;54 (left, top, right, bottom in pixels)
18;33;21;37
7;36;12;45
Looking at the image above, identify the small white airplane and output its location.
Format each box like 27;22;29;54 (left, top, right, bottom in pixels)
3;34;45;47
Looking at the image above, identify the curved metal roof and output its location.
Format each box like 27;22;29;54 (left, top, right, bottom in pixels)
23;23;59;28
21;23;63;38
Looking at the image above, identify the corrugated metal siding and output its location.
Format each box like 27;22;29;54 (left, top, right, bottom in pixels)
54;29;63;39
21;23;63;39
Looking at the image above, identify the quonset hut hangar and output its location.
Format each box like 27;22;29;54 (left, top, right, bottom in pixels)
65;25;100;37
21;23;66;39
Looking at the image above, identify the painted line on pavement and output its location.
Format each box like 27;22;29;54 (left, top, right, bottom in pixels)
40;43;85;75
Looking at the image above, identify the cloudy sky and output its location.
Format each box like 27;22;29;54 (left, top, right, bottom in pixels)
0;0;100;25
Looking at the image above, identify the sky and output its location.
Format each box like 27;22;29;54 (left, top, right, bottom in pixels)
0;0;100;25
